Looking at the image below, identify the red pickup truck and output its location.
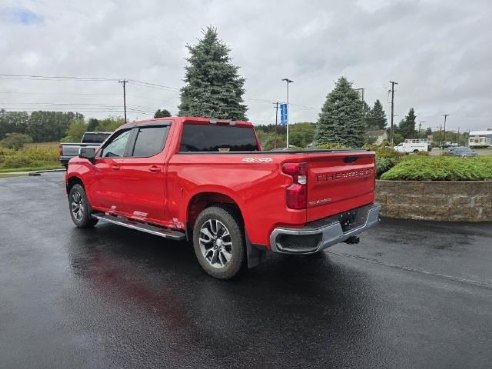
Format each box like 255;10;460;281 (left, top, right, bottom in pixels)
66;117;380;279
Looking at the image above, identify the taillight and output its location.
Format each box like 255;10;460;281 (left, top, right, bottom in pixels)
282;162;307;209
59;144;63;156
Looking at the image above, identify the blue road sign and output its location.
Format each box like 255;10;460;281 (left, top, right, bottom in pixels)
280;103;288;125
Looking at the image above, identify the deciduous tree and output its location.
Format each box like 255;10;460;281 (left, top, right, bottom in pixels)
154;109;171;118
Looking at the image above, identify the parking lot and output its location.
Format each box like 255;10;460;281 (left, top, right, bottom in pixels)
1;172;491;369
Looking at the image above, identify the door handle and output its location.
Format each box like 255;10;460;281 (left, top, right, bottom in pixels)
111;165;120;171
149;166;161;173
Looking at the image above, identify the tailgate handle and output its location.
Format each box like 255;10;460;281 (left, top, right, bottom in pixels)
344;156;359;163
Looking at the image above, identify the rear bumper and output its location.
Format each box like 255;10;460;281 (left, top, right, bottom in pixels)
270;203;381;254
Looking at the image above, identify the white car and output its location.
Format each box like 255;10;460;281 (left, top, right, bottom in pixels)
394;140;431;153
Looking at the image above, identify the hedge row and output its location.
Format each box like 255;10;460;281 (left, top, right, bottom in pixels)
380;156;492;181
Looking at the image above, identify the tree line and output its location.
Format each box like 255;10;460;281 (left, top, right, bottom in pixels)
0;109;125;149
0;110;84;143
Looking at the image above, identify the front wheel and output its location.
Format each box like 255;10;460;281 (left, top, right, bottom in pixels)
193;206;245;279
68;184;98;228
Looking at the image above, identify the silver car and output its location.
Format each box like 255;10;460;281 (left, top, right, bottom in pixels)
446;146;478;157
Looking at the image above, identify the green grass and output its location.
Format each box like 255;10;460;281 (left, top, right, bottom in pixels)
380;156;492;181
0;172;26;178
0;165;63;173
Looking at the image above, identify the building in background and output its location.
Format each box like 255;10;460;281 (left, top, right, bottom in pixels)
469;130;492;148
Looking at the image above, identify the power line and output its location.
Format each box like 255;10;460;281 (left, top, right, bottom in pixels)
0;73;180;92
128;79;180;91
0;73;117;82
0;91;121;96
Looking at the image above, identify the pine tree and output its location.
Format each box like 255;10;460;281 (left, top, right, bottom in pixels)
366;99;387;130
178;27;247;120
315;77;366;147
398;108;417;139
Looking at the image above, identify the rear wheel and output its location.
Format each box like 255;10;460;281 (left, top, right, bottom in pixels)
68;184;98;228
193;206;244;279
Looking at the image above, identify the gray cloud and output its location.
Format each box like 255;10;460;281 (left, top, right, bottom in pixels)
0;0;491;131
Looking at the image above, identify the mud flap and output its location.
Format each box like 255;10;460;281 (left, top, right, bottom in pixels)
245;232;267;269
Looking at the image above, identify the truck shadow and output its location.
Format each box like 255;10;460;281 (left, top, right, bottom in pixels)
65;223;380;367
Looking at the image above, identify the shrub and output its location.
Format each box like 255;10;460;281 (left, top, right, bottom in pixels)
0;133;33;150
364;143;403;177
0;145;60;170
380;156;492;181
376;157;398;177
316;143;347;150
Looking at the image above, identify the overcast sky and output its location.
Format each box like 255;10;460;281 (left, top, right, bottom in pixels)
1;0;491;132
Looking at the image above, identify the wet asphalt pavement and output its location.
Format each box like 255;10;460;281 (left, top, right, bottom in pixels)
1;173;491;369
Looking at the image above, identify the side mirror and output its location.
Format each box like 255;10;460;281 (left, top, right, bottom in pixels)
79;147;96;164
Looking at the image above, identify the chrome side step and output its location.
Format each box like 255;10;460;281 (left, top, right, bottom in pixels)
92;213;186;241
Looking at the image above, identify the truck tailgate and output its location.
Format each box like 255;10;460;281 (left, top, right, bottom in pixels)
306;152;375;222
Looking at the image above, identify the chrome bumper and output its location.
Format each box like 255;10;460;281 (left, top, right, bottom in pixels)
270;203;381;254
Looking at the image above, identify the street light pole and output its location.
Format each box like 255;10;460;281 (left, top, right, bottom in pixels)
389;81;398;145
282;78;293;148
273;101;279;149
354;88;365;103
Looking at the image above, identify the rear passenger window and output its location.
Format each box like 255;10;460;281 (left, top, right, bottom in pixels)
131;126;169;157
180;124;258;152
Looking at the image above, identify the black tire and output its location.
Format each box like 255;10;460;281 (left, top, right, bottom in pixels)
68;184;98;228
193;206;245;280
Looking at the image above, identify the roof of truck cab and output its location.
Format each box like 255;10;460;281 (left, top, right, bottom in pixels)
121;116;254;129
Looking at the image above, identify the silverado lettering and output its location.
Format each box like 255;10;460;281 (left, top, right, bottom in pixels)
316;168;374;182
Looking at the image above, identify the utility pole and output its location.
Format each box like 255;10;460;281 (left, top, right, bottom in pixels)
354;88;365;103
273;102;279;148
389;81;398;145
119;79;128;123
442;114;448;145
282;78;293;149
419;121;425;138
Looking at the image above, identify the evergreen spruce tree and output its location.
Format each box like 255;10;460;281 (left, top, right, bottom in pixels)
315;77;366;147
366;99;387;130
398;108;417;139
178;27;247;120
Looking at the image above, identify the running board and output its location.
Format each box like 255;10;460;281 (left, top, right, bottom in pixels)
92;213;186;241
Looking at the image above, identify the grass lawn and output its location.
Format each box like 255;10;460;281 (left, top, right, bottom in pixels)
0;172;26;178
